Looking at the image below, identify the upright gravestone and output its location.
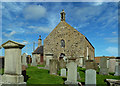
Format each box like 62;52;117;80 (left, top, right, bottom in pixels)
114;62;120;76
60;68;66;77
85;69;96;85
65;58;78;84
108;59;116;73
45;53;53;68
1;40;26;85
31;54;37;66
21;53;28;67
85;60;98;70
59;59;66;69
77;72;81;80
49;59;59;75
99;58;108;75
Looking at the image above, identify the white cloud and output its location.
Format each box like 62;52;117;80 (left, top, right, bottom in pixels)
3;31;16;37
112;31;117;35
21;41;28;45
28;26;51;33
106;47;118;55
23;5;46;20
92;2;103;6
104;37;118;43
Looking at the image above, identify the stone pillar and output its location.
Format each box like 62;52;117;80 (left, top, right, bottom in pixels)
65;58;78;84
45;53;53;68
85;69;96;85
31;54;37;66
21;53;27;67
1;40;26;85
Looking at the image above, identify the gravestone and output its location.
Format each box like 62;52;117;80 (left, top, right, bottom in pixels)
1;40;26;85
21;53;27;67
108;59;116;73
65;58;78;84
114;62;120;76
60;68;66;77
85;69;96;85
31;54;37;66
77;72;80;80
49;59;59;75
85;60;98;70
59;59;66;68
45;53;53;68
99;58;108;75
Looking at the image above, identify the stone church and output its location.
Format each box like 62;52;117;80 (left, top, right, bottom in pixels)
43;10;95;66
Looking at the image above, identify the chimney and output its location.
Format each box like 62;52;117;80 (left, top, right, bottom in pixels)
38;35;42;47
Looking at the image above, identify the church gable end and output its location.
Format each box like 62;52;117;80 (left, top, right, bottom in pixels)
44;10;94;61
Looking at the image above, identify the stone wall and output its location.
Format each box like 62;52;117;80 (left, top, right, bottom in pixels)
44;21;94;63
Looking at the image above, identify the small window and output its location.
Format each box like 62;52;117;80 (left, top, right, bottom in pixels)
61;39;65;48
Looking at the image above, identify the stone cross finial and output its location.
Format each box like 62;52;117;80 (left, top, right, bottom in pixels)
60;9;66;21
39;35;41;40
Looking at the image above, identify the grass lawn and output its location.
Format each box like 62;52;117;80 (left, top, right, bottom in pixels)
77;67;120;85
26;65;64;84
27;65;120;85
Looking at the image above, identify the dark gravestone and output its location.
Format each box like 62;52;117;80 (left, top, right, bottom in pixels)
85;60;98;70
49;59;59;75
99;58;108;75
59;59;66;69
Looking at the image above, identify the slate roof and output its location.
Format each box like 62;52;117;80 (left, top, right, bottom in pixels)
32;46;43;54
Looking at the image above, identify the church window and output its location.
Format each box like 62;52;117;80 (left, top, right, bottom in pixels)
61;39;65;48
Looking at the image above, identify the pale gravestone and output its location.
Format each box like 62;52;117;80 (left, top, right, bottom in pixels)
99;58;108;75
108;59;116;73
77;72;80;80
114;62;120;76
21;53;27;67
31;54;37;66
65;58;78;84
1;40;26;85
85;69;96;85
60;68;66;77
49;59;59;75
45;53;53;68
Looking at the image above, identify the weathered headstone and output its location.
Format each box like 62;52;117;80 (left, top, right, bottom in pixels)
59;59;66;68
85;60;98;70
49;59;59;75
31;54;37;66
114;62;120;76
21;53;28;67
99;58;108;75
60;68;66;77
77;72;80;80
1;40;26;85
65;58;78;84
85;69;96;85
45;53;53;68
108;59;116;73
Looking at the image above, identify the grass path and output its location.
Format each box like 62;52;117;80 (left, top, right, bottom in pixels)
26;66;64;84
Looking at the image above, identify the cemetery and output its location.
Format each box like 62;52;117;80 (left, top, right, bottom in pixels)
0;9;120;86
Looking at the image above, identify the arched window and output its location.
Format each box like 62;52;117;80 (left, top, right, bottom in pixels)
61;39;65;48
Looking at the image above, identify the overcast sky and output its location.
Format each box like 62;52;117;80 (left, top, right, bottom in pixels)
0;2;118;57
